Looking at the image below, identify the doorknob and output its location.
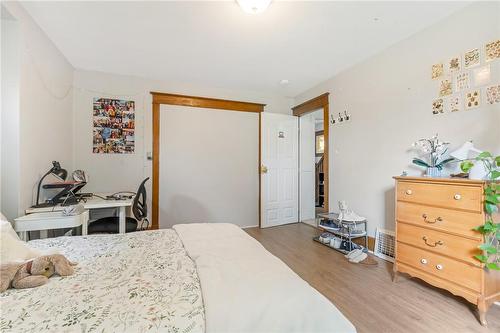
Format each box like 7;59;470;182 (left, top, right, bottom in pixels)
260;165;268;174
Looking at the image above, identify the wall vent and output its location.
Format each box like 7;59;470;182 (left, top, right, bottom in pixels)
374;228;395;262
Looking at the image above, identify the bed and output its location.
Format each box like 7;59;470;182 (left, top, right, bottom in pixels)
1;223;356;333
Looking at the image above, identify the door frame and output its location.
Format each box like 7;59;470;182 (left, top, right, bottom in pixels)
292;93;330;213
150;92;265;229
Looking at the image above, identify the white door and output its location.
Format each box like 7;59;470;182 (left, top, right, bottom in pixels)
261;113;298;228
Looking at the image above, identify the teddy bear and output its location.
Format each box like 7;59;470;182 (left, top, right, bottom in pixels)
0;254;77;293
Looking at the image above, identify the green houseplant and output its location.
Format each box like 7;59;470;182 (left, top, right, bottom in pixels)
460;152;500;270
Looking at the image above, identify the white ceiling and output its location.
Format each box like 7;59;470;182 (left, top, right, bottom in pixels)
21;1;469;97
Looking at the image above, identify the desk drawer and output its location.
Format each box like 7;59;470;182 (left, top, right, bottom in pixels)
397;242;481;292
397;181;482;212
396;201;483;239
397;222;481;265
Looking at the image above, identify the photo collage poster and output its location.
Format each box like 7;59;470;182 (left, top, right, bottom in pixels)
93;98;135;154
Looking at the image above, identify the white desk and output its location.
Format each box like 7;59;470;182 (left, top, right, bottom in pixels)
25;194;133;234
14;211;89;241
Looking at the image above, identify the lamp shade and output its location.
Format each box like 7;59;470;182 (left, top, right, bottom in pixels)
51;161;67;181
450;141;483;160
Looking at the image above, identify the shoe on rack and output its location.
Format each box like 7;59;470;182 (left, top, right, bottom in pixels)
349;252;368;263
345;248;362;259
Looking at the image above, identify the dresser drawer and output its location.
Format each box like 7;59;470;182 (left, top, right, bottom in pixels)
397;181;482;212
397;222;481;266
397;242;482;292
396;201;483;240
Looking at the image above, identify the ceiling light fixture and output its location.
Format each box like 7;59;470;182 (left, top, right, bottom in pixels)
237;0;272;14
280;79;289;85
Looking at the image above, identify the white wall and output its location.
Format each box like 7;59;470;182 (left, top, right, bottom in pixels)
73;70;293;222
159;105;258;228
294;2;500;236
1;14;21;220
1;2;74;217
299;110;319;223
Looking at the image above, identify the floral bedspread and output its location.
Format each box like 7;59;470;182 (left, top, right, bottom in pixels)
0;230;205;333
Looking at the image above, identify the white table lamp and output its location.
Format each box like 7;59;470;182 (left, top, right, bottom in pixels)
450;141;483;160
450;141;489;179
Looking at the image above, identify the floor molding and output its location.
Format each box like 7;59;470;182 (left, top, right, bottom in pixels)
241;225;259;229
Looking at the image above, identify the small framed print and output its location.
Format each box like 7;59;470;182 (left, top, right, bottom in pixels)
439;78;452;97
449;95;461;112
432;63;444;79
486;84;500;105
464;48;480;68
448;56;461;72
432;98;444;114
485;40;500;62
465;90;481;109
315;131;324;156
455;72;470;91
473;65;491;86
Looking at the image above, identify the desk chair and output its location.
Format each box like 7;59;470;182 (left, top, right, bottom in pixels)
88;178;150;234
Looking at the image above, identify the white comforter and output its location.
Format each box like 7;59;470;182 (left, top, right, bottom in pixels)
174;223;356;333
1;230;204;333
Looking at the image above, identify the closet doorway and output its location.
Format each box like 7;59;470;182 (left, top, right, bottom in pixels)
292;93;329;226
150;92;265;230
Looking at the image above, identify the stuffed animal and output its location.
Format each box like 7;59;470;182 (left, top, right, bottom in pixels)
0;254;77;293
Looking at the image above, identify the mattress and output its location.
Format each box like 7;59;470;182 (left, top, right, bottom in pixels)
174;223;356;333
0;230;204;333
1;225;356;333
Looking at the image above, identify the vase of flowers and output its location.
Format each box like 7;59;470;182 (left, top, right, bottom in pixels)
411;134;454;177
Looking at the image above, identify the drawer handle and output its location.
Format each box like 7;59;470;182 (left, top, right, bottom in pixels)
422;236;444;247
454;194;461;200
436;264;443;270
422;214;443;224
420;258;428;265
405;189;413;195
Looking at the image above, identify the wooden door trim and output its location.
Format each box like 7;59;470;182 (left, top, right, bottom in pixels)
292;93;329;117
258;112;262;228
152;102;160;229
292;93;330;213
151;92;265;113
151;92;265;230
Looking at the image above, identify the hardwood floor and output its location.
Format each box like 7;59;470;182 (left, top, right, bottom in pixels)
245;223;500;333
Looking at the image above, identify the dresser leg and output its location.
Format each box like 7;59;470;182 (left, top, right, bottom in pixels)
477;298;488;326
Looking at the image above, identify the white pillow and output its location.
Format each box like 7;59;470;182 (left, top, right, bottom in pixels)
0;212;42;264
0;212;21;240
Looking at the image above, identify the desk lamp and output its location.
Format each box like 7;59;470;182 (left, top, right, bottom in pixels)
35;161;67;207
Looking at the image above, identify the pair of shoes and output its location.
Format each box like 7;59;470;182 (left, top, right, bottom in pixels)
345;249;362;259
319;232;333;244
320;220;341;229
338;210;366;222
348;251;367;263
340;240;358;252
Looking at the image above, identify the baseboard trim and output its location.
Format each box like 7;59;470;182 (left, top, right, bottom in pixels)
241;225;259;229
301;219;317;227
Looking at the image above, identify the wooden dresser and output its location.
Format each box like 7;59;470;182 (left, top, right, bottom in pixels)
393;177;499;326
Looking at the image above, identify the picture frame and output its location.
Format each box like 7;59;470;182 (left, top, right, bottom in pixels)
316;130;325;156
